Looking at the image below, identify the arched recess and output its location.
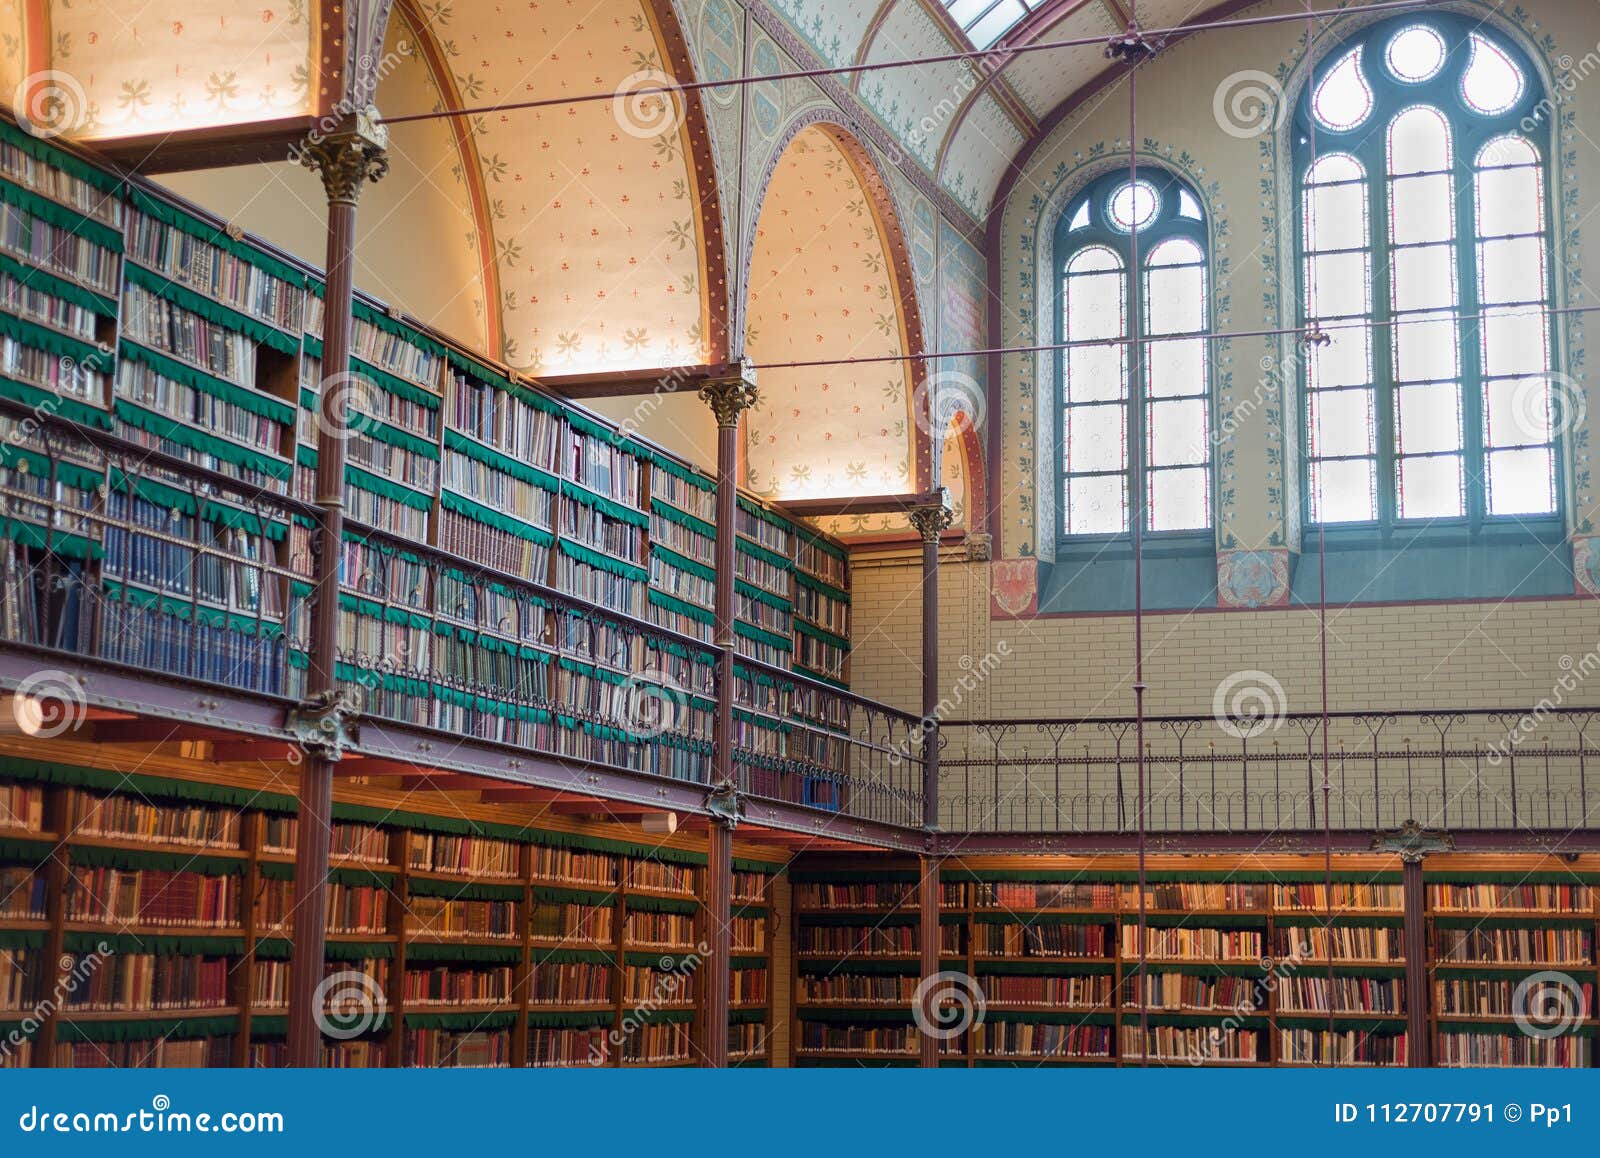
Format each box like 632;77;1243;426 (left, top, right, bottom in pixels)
815;410;982;542
741;116;931;504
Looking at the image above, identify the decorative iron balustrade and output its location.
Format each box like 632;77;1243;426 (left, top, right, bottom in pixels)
938;710;1600;835
0;400;923;828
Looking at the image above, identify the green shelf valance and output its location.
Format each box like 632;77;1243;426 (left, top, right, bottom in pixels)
1430;914;1594;929
942;868;1403;884
796;1007;915;1024
56;1015;239;1044
528;949;614;966
794;618;849;649
0;374;112;428
791;869;918;883
647;588;714;625
356;415;440;460
1425;871;1600;885
0;445;102;492
734;620;792;651
100;580;287;638
729;956;770;970
987;1010;1120;1027
624;951;701;969
68;843;245;876
0;250;116;315
1438;1021;1597;1038
526;1009;612;1028
446;349;562;416
1120;1012;1268;1030
248;1013;392;1038
650;496;715;539
736;580;792;612
126;188;307;286
795;571;851;604
736;494;797;534
442;429;561;492
106;467;290;540
63;932;246;957
796;527;849;563
735;537;793;572
123;262;299;355
559;538;647;581
112;399;292;481
441;490;555;545
252;938;396;962
0;929;45;949
404;1010;519;1031
563;406;648;461
1275;914;1405;928
973;912;1112;926
0;120;124;196
561;480;650;528
530;884;616;907
408;877;524;902
729;1008;767;1026
344;464;434;510
651;543;714;583
973;960;1117;976
351;297;447;359
402;942;521;964
347;356;442;410
0;174;123;251
624;1007;695;1025
119;340;294;426
648;454;715;491
0;306;103;364
0;755;298;813
624;894;699;915
732;858;788;876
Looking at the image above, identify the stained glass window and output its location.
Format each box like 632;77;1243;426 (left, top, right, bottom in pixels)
1296;16;1555;528
1058;170;1209;537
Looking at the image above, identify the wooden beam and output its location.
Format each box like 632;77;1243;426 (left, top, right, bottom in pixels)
210;740;307;763
775;491;944;519
476;787;597;806
544;799;665;818
535;361;738;400
92;721;216;745
394;772;490;791
89;116;324;173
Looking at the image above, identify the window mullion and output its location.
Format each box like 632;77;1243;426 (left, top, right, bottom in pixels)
1370;138;1399;528
1457;133;1487;527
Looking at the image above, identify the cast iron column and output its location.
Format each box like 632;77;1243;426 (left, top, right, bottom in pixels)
698;363;758;1068
286;112;389;1068
907;494;951;1068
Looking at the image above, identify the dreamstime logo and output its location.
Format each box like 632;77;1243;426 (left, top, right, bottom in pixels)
912;970;985;1041
1512;971;1587;1039
11;669;88;738
1509;371;1587;440
913;368;986;439
308;372;382;445
313;970;387;1040
1487;639;1600;765
1213;70;1287;139
1212;669;1288;738
618;668;690;740
1;941;112;1059
613;70;684;140
890;642;1012;767
587;942;708;1066
12;71;90;140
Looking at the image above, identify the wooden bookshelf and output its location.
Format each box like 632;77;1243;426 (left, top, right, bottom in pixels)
0;763;790;1068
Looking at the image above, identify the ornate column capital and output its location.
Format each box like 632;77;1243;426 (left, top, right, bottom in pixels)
1370;819;1455;863
907;490;954;544
699;360;759;428
298;107;390;205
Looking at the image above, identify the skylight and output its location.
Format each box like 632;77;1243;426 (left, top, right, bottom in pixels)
943;0;1045;49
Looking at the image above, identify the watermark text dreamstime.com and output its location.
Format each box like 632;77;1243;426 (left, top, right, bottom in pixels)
1;941;112;1060
17;1096;284;1135
1486;638;1600;765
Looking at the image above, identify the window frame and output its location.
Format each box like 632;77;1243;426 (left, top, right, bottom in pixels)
1054;167;1215;548
1293;13;1562;539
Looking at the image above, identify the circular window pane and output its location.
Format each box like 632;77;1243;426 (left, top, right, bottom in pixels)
1108;180;1160;232
1386;25;1446;82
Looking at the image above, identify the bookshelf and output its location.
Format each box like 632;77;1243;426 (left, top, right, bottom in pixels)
0;110;857;804
0;757;789;1068
788;858;1600;1068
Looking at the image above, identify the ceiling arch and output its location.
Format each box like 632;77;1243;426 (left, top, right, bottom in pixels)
742;118;930;504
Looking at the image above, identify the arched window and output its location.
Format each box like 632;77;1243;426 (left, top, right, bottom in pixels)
1297;15;1558;528
1057;169;1210;538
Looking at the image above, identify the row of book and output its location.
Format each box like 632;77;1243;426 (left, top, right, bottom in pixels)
1434;927;1594;964
55;1037;234;1068
1436;976;1593;1018
0;139;123;226
261;818;391;862
406;833;520;878
66;787;242;849
301;356;441;441
125;210;303;333
407;897;518;940
1428;883;1594;912
529;900;614;944
442;449;555;530
123;285;257;388
348;318;441;391
254;880;390;936
1438;1032;1591;1067
447;375;564;463
116;360;288;466
0;270;99;341
0;781;44;831
251;959;387;1007
437;507;552;581
64;867;241;928
403;965;516;1006
0;865;46;919
624;912;697;948
0;200;119;295
650;465;715;524
58;952;232;1012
